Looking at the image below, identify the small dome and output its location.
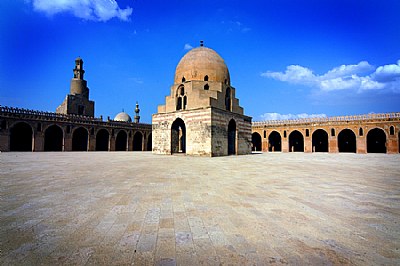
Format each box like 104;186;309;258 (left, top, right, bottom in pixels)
114;112;132;122
174;46;230;84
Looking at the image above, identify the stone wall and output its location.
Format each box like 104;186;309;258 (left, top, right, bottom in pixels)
152;107;252;156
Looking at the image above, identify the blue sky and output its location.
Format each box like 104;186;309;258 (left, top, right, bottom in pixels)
1;0;399;123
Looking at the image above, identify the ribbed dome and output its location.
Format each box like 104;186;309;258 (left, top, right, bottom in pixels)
174;46;230;84
114;112;132;122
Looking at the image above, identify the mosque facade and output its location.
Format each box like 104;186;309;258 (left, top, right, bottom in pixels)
0;44;399;154
0;58;152;152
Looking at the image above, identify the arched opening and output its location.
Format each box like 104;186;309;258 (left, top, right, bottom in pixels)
228;119;236;155
10;122;33;151
225;87;231;111
171;118;186;153
367;128;386;153
338;129;356;153
204;75;209;81
268;131;281;152
331;128;335;137
44;125;63;151
96;129;109;151
133;131;143;151
289;130;304;152
312;129;328;152
390;126;395;135
72;127;88;151
263;130;266;138
176;97;182;111
204;84;209;90
147;133;152;151
182;76;185;82
359;127;364;136
251;132;262;152
115;130;128;151
306;129;309;137
183;96;187;109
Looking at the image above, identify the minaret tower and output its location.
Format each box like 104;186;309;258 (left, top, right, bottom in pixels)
134;102;140;123
56;57;95;116
70;57;89;99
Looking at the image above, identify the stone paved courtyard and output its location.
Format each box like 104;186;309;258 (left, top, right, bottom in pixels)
0;152;399;265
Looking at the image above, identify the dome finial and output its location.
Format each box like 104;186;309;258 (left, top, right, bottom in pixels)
200;40;204;47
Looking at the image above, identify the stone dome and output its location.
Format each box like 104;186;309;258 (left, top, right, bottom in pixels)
114;112;132;122
174;46;230;85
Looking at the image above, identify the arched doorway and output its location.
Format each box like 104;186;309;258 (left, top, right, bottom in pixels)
228;119;236;155
268;131;281;152
44;125;63;151
133;132;143;151
72;127;88;151
10;122;33;151
147;133;152;151
312;129;328;152
251;132;262;151
338;129;356;153
115;130;127;151
96;129;109;151
367;128;386;153
171;118;186;153
289;130;304;152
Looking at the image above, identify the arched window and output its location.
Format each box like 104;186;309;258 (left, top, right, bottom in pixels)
225;87;231;111
263;130;266;138
204;84;209;90
204;75;208;81
182;76;186;82
176;86;187;110
284;130;287;138
176;98;182;110
359;127;363;136
306;129;309;137
331;128;335;137
390;126;395;135
183;96;187;109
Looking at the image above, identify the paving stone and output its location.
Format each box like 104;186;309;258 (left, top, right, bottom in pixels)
0;152;399;265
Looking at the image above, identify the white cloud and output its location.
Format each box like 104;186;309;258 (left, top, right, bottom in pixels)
184;43;193;50
260;112;327;121
30;0;133;21
262;60;400;93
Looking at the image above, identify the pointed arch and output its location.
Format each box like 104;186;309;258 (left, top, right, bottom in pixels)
312;129;328;152
228;119;236;155
10;122;33;151
268;131;282;152
133;131;143;151
171;118;186;153
116;130;128;151
147;133;152;151
252;132;262;152
44;125;63;151
289;130;304;152
96;129;109;151
72;127;88;151
338;129;356;153
367;128;386;153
